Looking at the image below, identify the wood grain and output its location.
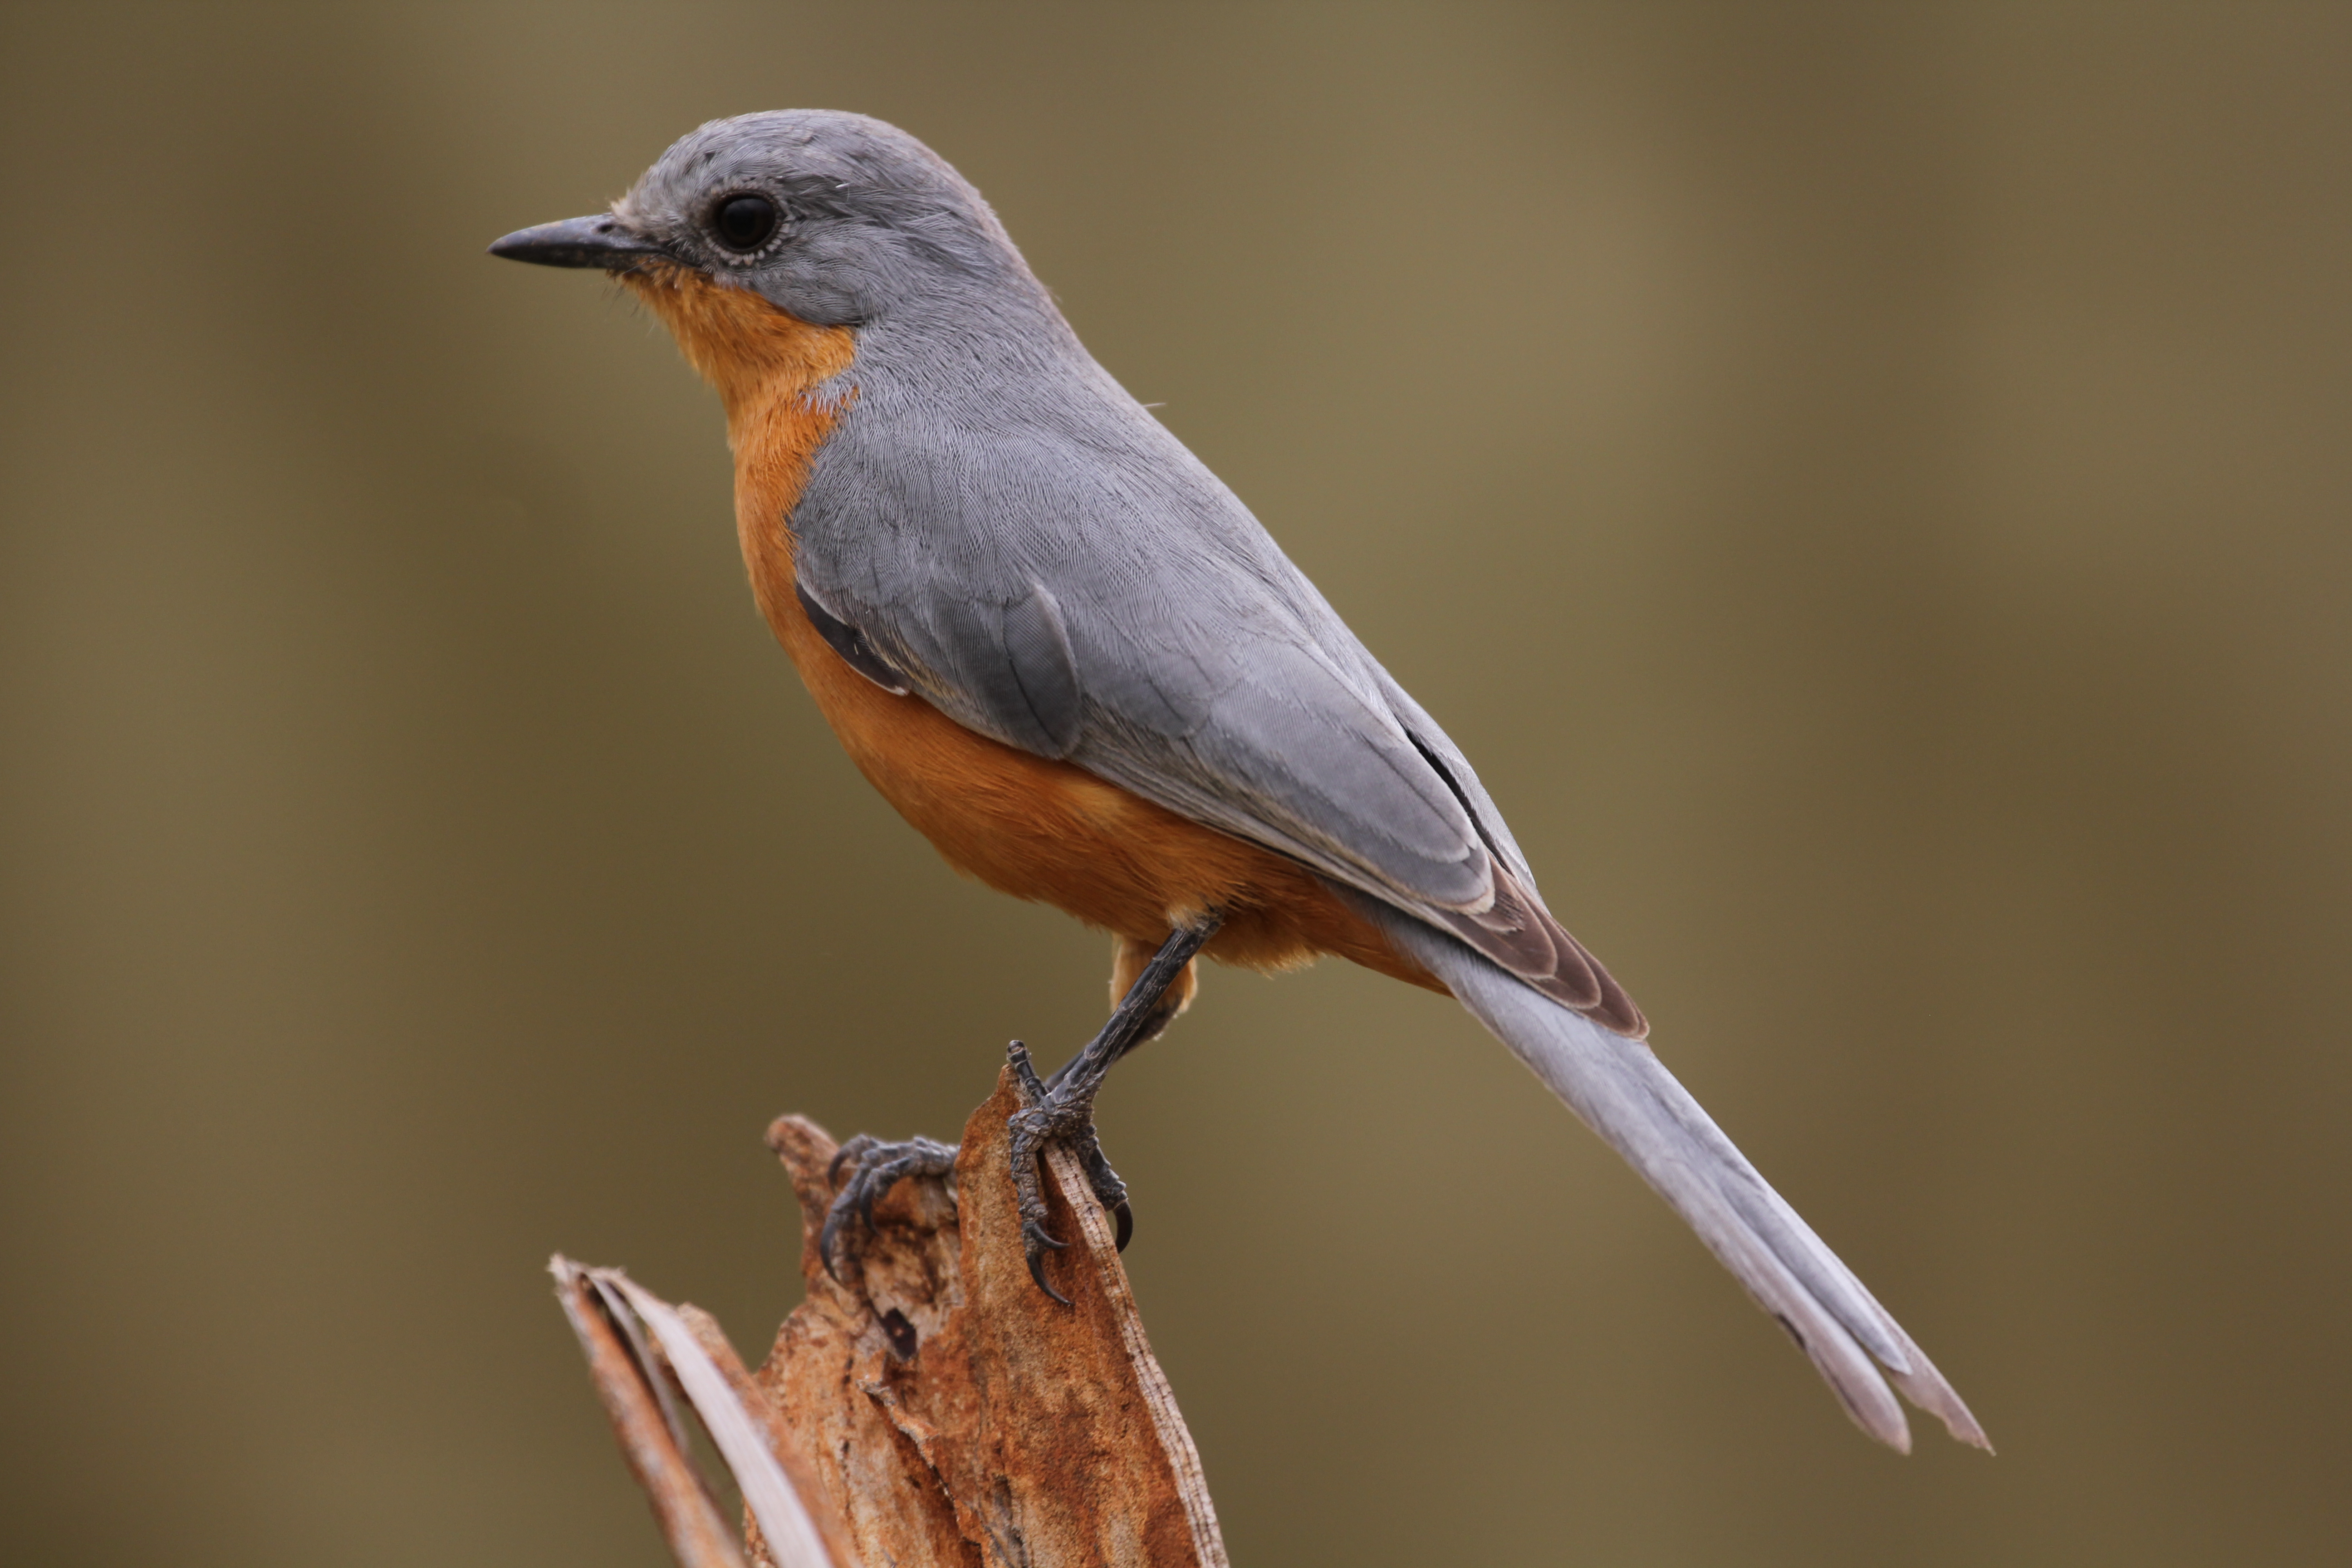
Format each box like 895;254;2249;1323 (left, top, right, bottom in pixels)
554;1070;1227;1568
757;1070;1228;1568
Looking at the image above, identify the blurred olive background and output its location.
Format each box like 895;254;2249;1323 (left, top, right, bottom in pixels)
4;3;2348;1563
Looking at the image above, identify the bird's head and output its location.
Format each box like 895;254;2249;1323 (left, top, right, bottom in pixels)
490;110;1034;409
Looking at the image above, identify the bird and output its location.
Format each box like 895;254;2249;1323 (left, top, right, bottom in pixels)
490;108;1987;1454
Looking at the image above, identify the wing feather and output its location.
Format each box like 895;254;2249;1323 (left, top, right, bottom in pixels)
789;377;1643;1032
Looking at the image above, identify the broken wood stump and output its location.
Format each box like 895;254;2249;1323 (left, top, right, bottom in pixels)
553;1068;1228;1568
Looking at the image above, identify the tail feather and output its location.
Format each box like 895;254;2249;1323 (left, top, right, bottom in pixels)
1374;908;1989;1453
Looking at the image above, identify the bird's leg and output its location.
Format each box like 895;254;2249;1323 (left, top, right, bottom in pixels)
1007;914;1222;1302
817;1132;959;1282
819;918;1218;1293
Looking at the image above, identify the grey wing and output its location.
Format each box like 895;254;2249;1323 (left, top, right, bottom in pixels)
1067;607;1637;1031
793;417;1643;1035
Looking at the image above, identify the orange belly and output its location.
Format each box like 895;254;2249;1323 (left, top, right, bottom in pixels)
621;263;1438;991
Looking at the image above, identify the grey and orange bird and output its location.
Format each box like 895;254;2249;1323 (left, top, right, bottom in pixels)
491;110;1987;1453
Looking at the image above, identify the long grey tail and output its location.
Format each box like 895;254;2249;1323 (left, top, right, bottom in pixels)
1373;908;1989;1454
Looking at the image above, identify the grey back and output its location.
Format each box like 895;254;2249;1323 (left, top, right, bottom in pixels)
626;110;1542;935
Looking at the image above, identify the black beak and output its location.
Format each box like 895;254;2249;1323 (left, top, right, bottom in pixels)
487;214;667;269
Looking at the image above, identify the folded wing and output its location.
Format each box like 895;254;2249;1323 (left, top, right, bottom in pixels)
792;413;1642;1033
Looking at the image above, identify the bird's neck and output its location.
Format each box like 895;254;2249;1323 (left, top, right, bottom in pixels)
620;262;856;438
621;262;858;630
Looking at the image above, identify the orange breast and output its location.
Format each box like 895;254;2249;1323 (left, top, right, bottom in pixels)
621;264;1437;991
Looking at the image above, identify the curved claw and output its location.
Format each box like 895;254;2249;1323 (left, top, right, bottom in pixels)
818;1206;850;1283
1112;1200;1134;1252
818;1139;873;1281
818;1135;956;1285
826;1139;862;1186
1025;1240;1073;1306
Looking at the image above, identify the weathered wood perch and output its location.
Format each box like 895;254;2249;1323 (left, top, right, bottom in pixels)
553;1068;1228;1568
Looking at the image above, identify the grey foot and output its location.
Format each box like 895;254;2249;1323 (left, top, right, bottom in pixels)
1005;1041;1132;1304
1005;916;1222;1303
819;1133;958;1281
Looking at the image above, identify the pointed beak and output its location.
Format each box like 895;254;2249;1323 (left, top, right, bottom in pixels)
487;214;668;270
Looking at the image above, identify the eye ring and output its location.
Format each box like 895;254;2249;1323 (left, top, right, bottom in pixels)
710;192;781;254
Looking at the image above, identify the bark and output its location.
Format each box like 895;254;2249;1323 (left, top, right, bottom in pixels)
554;1068;1227;1568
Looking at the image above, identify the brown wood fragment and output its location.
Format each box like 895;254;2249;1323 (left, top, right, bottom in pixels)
674;1303;860;1568
551;1258;751;1568
757;1069;1230;1568
554;1259;848;1568
554;1069;1226;1568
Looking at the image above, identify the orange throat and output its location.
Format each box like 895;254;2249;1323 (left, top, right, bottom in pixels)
616;260;856;624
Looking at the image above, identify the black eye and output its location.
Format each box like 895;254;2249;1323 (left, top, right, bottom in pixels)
714;194;778;251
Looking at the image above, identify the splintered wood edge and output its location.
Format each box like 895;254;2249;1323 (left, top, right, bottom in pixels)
549;1256;750;1568
601;1274;843;1568
554;1260;847;1568
673;1303;857;1568
579;1094;1228;1568
1041;1142;1230;1568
